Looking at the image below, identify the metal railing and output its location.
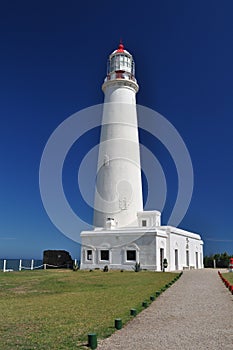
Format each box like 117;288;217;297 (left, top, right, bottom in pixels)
105;71;137;82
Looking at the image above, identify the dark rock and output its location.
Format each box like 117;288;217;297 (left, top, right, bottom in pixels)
43;250;73;268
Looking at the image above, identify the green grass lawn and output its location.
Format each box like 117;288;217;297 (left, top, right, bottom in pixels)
222;272;233;284
0;269;178;349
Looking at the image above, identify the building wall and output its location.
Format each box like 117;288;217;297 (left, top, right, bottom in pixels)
80;227;204;271
168;231;203;271
80;230;158;270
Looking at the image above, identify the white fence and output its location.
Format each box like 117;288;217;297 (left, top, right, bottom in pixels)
2;259;43;272
1;259;78;272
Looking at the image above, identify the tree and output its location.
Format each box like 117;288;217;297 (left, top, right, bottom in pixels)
204;252;233;268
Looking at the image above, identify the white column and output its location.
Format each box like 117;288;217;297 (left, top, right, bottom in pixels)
31;259;34;270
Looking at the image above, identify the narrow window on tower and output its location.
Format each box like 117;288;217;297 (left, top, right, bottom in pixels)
100;250;109;261
87;250;92;261
103;155;109;166
142;220;147;227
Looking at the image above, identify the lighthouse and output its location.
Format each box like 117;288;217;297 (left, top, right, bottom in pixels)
80;42;204;271
93;42;143;229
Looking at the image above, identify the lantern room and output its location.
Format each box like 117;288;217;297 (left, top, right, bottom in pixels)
104;42;137;84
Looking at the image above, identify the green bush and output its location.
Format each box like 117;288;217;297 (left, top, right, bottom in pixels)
134;262;141;272
103;265;109;272
204;252;233;268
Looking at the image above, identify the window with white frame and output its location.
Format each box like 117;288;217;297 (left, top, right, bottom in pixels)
126;250;136;261
86;250;92;261
100;250;109;261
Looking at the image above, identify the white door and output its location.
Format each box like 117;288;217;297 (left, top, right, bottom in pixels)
160;248;164;271
196;252;199;269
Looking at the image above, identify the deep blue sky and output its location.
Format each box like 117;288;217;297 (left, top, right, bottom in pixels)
1;0;233;259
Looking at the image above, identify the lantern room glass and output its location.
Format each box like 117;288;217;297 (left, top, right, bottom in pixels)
108;54;134;75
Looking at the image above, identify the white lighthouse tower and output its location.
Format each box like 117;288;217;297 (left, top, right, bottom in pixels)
93;42;143;229
80;42;204;271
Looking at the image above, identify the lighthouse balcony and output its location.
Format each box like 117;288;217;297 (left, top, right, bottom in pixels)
105;71;137;83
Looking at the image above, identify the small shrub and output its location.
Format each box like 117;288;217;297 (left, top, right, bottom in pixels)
72;263;79;271
163;258;168;271
103;265;109;272
134;262;141;272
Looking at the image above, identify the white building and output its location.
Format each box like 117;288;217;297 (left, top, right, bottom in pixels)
80;42;203;271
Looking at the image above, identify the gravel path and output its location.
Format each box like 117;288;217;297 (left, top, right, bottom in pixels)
97;269;233;350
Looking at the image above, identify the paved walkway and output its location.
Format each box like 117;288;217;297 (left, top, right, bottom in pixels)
97;269;233;350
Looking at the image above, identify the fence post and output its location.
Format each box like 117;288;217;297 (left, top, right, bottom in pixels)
44;264;47;270
31;259;34;270
19;259;22;271
3;259;6;272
